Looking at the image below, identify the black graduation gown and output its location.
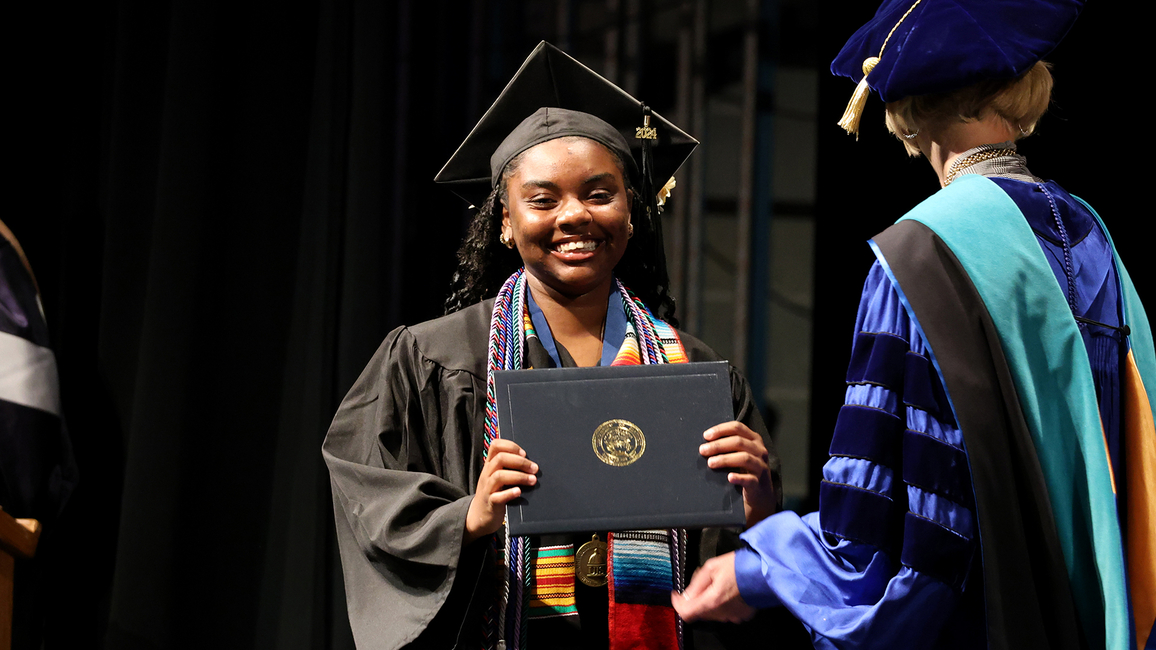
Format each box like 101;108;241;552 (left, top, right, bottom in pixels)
323;298;788;650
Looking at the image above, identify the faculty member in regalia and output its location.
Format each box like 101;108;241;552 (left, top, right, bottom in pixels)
672;2;1156;649
323;42;789;650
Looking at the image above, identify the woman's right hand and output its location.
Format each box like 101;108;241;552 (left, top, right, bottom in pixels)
464;439;538;544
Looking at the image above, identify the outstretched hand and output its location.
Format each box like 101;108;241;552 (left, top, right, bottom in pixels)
700;421;776;526
671;552;756;623
464;439;537;544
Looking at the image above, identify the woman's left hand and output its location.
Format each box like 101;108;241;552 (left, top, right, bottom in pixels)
700;422;776;527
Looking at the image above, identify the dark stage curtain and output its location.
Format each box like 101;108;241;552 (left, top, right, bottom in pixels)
9;0;1146;647
11;1;485;648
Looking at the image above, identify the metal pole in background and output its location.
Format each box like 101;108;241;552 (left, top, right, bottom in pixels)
733;0;759;371
605;0;621;84
624;0;642;96
388;0;413;329
684;0;708;334
669;0;694;308
467;0;486;125
747;0;777;415
555;0;573;53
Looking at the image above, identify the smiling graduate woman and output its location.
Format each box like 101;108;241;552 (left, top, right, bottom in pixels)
322;42;793;650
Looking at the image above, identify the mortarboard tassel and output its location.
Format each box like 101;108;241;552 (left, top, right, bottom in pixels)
637;104;674;313
637;105;659;220
837;57;880;138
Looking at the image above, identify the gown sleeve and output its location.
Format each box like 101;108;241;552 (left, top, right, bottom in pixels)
728;364;783;512
322;325;489;650
732;261;979;650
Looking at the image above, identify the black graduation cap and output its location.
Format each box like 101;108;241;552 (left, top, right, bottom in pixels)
435;41;698;210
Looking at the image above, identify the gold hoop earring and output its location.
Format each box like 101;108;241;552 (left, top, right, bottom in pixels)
499;232;515;249
627;223;634;239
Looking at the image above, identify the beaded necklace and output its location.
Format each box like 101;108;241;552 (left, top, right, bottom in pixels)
945;143;1082;326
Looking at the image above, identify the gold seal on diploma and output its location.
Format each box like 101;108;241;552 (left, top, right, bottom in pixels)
576;534;608;587
592;419;646;466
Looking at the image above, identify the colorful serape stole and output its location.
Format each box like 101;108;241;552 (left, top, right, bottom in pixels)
610;326;644;366
609;319;687;366
607;530;687;650
485;270;692;650
604;281;688;650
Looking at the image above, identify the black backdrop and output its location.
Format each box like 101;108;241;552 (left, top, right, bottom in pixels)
14;1;488;647
8;1;1147;648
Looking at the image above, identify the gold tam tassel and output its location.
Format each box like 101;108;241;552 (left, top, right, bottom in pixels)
837;57;879;138
836;0;923;139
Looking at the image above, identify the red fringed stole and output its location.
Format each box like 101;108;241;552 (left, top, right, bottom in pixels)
607;530;685;650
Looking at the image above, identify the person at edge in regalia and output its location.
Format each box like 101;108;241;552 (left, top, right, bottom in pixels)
1;219;79;650
671;1;1156;649
323;42;806;650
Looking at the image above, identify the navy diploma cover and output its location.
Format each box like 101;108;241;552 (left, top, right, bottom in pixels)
495;361;744;536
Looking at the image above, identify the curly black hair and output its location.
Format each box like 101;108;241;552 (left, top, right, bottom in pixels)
444;138;677;326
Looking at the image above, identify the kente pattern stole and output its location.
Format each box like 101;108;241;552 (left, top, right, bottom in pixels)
482;268;689;650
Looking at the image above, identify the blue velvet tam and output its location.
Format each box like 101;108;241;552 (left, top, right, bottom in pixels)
832;0;1084;104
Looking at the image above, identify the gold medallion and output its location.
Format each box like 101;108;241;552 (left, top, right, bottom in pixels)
575;534;608;587
592;419;646;466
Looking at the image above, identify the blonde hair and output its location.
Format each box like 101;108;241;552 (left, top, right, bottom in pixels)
884;61;1054;156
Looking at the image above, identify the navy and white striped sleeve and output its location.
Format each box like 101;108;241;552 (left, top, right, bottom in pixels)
0;237;77;521
732;261;978;649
